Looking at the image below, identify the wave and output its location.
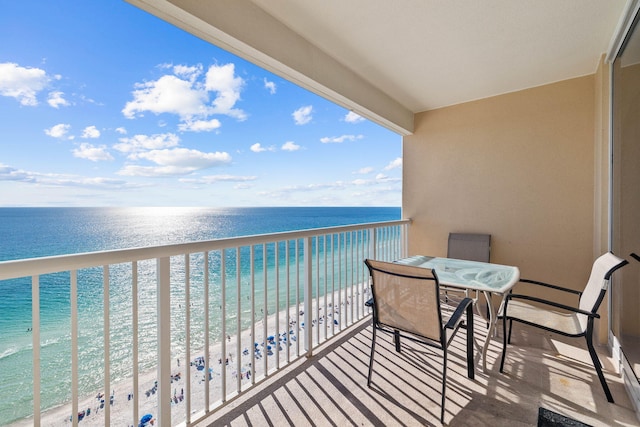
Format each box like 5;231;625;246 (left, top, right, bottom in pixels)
0;347;20;360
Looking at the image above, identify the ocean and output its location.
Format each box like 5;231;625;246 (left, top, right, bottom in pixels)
0;206;400;424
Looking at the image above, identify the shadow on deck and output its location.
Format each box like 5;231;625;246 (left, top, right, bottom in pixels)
196;316;638;426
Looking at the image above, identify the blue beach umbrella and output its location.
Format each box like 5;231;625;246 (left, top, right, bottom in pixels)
140;413;153;424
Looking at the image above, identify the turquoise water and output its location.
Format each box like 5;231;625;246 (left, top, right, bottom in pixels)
0;207;400;424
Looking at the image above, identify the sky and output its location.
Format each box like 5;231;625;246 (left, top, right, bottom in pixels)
0;1;402;208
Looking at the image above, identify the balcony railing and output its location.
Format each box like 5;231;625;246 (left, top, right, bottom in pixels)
0;219;409;426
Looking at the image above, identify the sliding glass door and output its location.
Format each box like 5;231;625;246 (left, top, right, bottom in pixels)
611;9;640;384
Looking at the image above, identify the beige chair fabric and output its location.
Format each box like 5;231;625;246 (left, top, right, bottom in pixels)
577;252;624;330
447;233;491;262
368;260;442;341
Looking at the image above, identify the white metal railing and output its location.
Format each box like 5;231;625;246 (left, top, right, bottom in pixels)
0;219;409;427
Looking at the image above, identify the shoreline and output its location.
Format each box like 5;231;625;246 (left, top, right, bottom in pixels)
11;284;368;426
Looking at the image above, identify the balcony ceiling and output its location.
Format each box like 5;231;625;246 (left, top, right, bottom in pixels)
127;0;627;134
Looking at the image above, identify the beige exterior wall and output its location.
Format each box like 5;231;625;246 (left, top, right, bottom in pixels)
403;75;597;310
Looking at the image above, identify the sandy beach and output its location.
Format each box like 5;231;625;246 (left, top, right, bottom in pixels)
12;284;369;427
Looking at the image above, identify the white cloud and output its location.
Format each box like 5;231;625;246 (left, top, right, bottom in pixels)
172;64;203;81
258;181;348;199
0;163;34;182
122;74;207;119
292;105;313;125
281;141;300;151
354;167;374;174
205;63;246;120
114;133;180;155
0;163;128;188
117;148;232;177
122;63;247;125
0;62;49;106
180;174;257;184
320;134;363;144
44;123;71;139
115;127;127;135
375;173;401;183
47;91;69;108
81;125;100;139
178;118;221;132
250;143;275;153
264;78;276;94
138;147;230;167
72;143;113;162
384;157;402;170
344;111;364;123
53;176;130;188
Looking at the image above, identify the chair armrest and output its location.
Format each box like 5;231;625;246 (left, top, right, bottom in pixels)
445;297;473;330
518;278;582;296
505;294;598;318
365;297;374;308
631;253;640;263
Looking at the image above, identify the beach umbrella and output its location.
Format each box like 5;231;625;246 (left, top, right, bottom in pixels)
140;414;153;424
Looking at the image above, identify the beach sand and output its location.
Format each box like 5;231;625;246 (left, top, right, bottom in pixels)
12;284;369;427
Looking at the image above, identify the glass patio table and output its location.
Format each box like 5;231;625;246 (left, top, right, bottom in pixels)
395;255;520;371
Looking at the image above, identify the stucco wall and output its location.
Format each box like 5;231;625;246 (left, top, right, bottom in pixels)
403;75;596;303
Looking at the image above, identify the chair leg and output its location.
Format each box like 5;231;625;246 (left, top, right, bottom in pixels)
367;327;377;386
507;319;513;344
394;330;401;352
500;315;508;373
466;303;475;379
585;334;614;403
441;349;447;424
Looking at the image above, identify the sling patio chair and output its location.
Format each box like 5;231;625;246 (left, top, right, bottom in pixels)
499;252;628;403
445;233;492;324
447;233;491;264
364;259;474;423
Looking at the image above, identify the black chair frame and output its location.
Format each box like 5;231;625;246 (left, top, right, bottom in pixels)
499;257;629;403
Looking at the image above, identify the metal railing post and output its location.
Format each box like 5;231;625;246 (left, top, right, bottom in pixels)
32;276;41;427
157;256;171;425
103;266;110;426
370;227;377;260
303;236;313;356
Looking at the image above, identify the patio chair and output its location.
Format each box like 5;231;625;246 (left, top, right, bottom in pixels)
446;233;491;323
499;252;628;403
447;233;491;263
364;259;474;423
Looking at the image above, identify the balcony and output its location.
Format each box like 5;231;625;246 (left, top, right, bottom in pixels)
1;219;638;426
